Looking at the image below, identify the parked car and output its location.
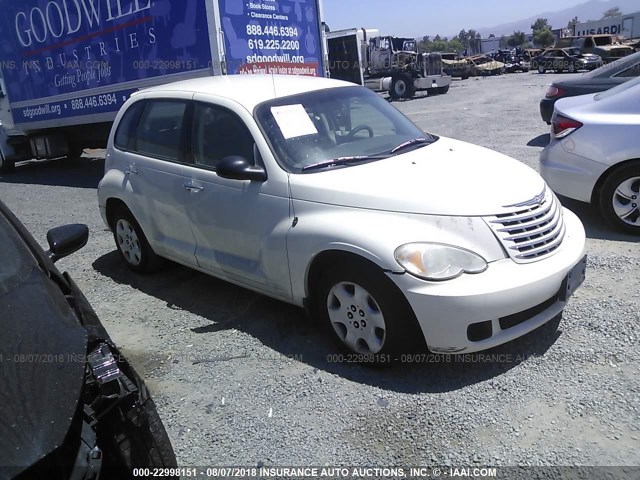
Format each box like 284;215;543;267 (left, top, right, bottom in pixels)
0;199;177;478
540;51;640;124
466;54;505;76
441;53;472;80
504;55;531;73
533;48;602;74
556;35;634;63
540;77;640;234
98;75;587;359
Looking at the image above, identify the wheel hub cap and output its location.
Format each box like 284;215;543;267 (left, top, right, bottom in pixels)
612;176;640;226
116;219;142;266
326;282;386;354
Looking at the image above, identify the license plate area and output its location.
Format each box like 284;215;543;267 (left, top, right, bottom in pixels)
560;254;587;302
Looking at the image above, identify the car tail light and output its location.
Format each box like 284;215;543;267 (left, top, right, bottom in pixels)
545;86;566;98
552;114;583;138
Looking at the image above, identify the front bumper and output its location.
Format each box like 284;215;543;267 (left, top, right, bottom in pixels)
389;208;586;354
539;140;608;203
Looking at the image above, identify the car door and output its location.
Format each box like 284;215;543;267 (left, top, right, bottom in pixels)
118;96;198;267
181;98;292;297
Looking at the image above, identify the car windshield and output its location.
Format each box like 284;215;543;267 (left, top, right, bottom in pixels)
0;213;35;297
582;51;640;78
255;86;434;173
595;75;640;100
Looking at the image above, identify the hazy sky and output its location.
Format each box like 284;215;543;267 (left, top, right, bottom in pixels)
321;0;585;38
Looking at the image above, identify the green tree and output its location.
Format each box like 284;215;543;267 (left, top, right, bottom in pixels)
565;16;579;37
602;7;621;18
534;27;555;47
457;29;469;48
449;38;463;52
499;35;509;48
507;30;526;47
531;18;551;34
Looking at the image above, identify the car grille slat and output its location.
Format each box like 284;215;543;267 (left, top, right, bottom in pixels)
499;205;558;239
484;187;565;263
505;209;562;244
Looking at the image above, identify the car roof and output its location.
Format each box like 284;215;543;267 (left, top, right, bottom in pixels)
134;74;352;111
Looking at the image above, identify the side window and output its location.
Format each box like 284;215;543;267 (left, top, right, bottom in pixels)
583;38;594;49
191;103;255;169
114;102;144;151
615;63;640;78
136;100;188;161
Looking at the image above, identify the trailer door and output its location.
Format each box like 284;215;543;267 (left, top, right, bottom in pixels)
327;35;364;85
622;18;633;39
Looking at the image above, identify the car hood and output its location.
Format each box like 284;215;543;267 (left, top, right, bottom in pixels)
289;137;546;216
0;266;87;474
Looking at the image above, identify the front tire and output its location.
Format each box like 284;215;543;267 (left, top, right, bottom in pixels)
389;73;415;100
538;65;545;74
313;260;424;358
599;162;640;234
111;206;164;273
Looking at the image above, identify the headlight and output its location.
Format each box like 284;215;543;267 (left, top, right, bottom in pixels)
394;243;487;281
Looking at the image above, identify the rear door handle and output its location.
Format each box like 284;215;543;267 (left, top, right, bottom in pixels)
184;183;204;192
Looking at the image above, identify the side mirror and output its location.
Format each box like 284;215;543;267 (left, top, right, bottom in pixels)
217;156;267;182
46;224;89;263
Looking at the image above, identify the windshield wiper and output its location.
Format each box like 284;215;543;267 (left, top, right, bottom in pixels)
302;155;385;172
390;137;432;154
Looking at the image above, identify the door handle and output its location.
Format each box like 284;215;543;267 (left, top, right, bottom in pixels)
184;183;204;192
125;165;138;175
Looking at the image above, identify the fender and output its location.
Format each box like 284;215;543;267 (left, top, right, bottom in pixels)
287;200;505;303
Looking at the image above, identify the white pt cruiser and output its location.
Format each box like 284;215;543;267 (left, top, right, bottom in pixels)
98;75;587;359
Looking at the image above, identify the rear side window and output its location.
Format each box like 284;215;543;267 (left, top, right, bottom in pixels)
136;101;188;161
615;63;640;78
114;102;144;150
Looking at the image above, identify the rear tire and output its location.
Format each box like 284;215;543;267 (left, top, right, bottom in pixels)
313;258;424;360
599;161;640;234
0;155;15;173
111;206;164;273
538;65;545;74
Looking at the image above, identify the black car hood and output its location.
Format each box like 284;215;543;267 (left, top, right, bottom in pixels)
0;266;87;476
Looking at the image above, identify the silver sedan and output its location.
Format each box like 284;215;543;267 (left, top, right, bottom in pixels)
540;76;640;234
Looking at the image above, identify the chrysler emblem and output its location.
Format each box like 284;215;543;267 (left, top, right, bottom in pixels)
504;187;546;208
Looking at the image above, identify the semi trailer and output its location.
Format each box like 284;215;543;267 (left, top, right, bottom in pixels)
0;0;326;172
326;28;451;100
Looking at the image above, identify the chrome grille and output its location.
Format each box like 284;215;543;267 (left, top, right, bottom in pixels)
485;187;565;263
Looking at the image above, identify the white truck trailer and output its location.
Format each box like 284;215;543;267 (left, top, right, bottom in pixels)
0;0;326;172
574;11;640;39
326;28;451;100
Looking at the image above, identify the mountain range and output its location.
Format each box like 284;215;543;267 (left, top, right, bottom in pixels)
474;0;639;38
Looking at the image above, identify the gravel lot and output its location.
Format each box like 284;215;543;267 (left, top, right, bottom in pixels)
1;72;639;474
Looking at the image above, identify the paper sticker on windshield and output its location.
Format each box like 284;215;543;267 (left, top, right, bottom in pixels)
271;104;318;139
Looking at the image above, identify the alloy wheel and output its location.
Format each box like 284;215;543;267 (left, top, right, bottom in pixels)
611;176;640;227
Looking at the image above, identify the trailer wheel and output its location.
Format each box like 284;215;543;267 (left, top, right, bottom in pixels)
0;149;15;174
389;74;415;100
